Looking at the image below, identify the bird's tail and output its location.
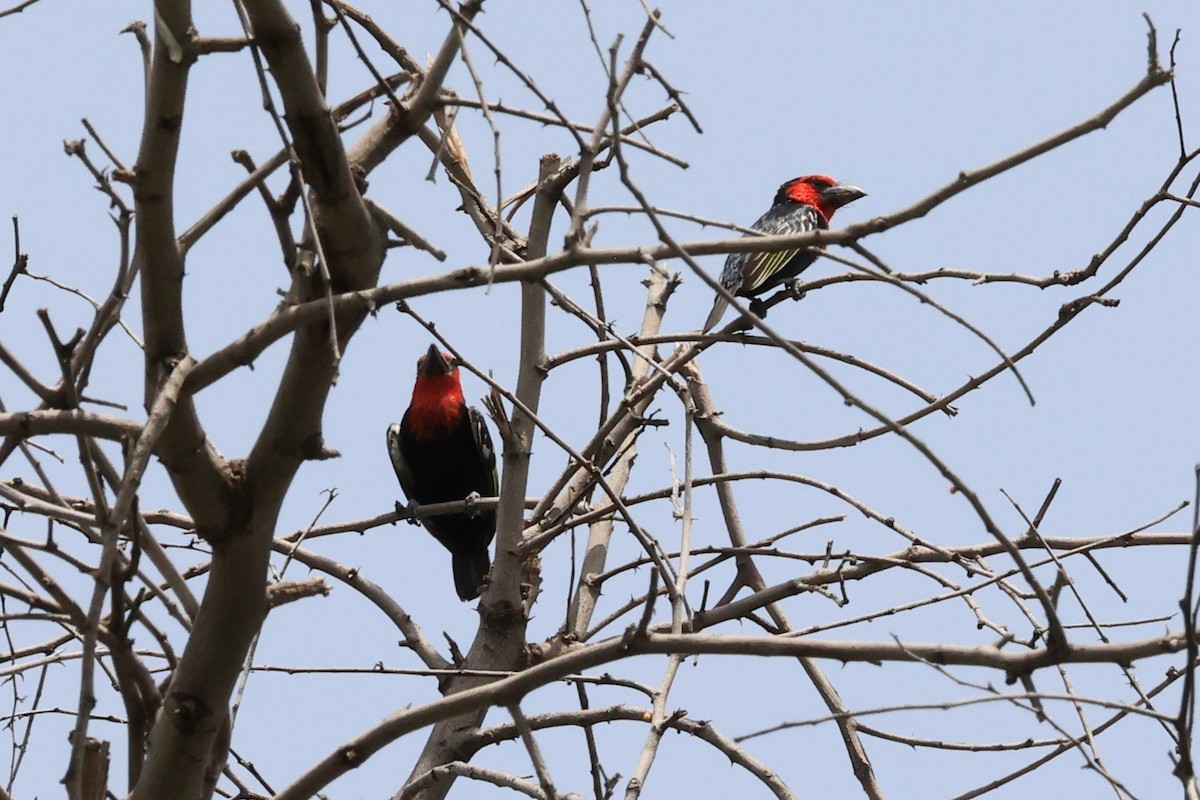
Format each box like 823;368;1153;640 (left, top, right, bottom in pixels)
702;295;729;333
451;547;492;601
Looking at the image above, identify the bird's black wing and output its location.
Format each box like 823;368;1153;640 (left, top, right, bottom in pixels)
738;203;823;294
467;406;499;499
386;421;419;502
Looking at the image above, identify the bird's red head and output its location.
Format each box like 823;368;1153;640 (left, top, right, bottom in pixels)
408;344;466;439
775;175;867;224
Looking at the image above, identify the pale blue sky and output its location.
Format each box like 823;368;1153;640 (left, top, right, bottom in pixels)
1;2;1198;797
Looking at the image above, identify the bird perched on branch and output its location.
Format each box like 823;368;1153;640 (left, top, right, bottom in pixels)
702;174;866;332
387;344;498;601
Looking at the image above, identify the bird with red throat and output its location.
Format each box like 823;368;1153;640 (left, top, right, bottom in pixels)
703;174;866;332
387;344;499;601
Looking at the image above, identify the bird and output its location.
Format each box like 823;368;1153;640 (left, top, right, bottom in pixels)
387;344;499;601
702;175;866;332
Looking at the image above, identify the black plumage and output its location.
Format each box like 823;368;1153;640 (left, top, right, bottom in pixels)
387;345;498;601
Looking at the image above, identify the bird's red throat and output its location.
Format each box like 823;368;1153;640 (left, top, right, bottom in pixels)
408;374;465;439
785;183;836;223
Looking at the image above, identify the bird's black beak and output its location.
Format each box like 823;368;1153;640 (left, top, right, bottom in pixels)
418;344;454;377
820;183;867;210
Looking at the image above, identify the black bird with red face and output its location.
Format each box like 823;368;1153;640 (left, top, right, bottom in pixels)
387;345;498;601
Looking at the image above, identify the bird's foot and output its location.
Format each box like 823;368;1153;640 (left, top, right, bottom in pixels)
747;297;769;320
785;278;806;301
464;491;483;518
395;500;421;525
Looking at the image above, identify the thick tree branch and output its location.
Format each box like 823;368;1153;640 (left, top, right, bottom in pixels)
130;0;233;540
241;0;385;292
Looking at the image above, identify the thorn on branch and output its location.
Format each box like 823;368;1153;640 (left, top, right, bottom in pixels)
636;59;702;134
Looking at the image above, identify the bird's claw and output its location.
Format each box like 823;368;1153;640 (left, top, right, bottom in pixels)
395;500;421;525
785;279;806;301
464;491;483;518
